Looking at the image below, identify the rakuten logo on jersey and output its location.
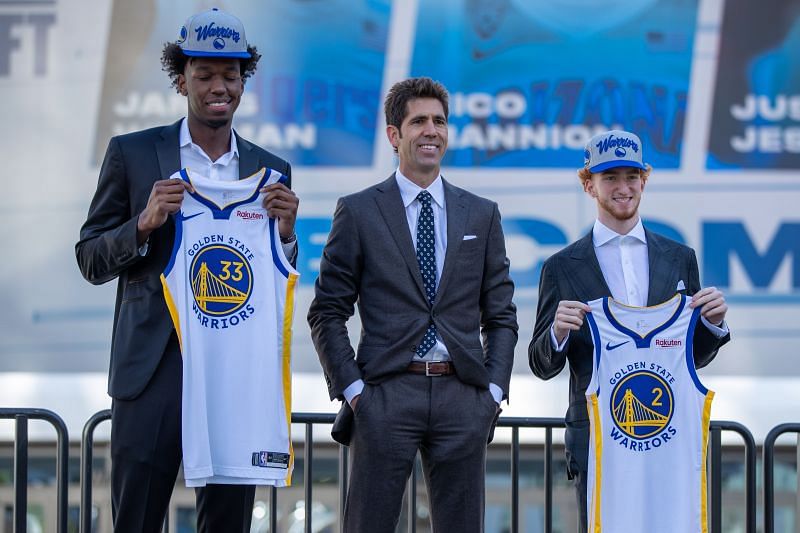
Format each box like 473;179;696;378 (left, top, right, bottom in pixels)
655;338;682;348
236;210;264;220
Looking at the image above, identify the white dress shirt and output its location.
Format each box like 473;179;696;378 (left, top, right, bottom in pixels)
551;217;728;350
593;218;649;306
344;170;503;405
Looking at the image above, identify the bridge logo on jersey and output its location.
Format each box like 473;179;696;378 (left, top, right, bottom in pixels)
610;370;674;440
190;244;253;318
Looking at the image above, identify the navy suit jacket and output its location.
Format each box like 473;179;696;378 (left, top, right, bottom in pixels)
528;229;730;475
76;120;291;399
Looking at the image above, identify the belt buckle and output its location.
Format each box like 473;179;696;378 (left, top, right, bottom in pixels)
425;361;442;377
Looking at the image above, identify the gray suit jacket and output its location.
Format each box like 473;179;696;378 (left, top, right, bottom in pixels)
76;120;292;400
308;175;518;404
528;229;730;475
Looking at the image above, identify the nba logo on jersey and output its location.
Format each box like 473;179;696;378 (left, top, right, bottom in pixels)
584;294;714;532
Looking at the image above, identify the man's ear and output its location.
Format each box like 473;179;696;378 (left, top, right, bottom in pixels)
583;178;597;198
177;73;188;96
386;125;400;149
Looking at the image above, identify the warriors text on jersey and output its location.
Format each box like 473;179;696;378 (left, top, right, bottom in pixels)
161;167;299;487
584;294;713;533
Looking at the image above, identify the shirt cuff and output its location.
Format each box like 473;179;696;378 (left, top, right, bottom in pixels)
489;383;503;405
701;317;729;338
281;240;297;262
343;379;365;406
137;240;150;257
550;324;569;352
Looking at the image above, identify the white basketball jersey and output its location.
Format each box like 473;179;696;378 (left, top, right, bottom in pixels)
585;294;713;533
161;167;299;487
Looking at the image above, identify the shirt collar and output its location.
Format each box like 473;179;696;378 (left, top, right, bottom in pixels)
179;117;239;159
395;168;445;209
592;218;647;247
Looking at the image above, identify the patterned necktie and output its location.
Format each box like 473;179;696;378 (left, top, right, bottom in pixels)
415;191;438;357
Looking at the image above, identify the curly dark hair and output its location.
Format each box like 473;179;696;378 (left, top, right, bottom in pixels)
160;42;261;91
384;77;449;129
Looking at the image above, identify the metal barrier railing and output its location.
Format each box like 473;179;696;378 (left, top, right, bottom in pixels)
78;411;341;533
81;409;111;533
496;417;565;533
76;412;758;533
0;408;69;533
709;420;757;533
763;422;800;533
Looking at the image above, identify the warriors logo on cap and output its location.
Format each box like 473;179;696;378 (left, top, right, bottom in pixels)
178;8;251;59
584;130;647;173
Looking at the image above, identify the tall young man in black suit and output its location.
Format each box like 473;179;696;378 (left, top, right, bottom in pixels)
528;129;730;532
76;9;298;532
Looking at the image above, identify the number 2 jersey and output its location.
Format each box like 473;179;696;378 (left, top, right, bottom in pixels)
161;167;299;487
585;294;714;533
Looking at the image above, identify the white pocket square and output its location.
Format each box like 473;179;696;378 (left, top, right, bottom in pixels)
676;279;686;290
463;235;477;240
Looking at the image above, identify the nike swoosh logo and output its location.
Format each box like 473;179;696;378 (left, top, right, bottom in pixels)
606;340;630;351
180;211;203;221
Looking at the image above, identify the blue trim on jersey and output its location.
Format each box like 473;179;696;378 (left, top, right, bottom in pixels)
182;168;286;220
270;218;291;279
178;167;191;184
603;294;686;348
585;310;603;395
163;212;185;277
685;305;708;395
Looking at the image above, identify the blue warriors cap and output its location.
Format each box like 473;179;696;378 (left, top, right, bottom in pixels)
583;130;647;173
177;8;251;59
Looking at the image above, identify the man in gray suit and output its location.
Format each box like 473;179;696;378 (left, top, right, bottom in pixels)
308;77;518;532
528;129;730;532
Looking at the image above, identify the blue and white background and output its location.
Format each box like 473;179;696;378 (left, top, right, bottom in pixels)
0;0;798;447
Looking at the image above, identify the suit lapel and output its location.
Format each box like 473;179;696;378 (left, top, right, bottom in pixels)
435;179;467;299
568;232;611;300
236;132;260;179
646;229;679;306
374;175;428;300
155;120;182;180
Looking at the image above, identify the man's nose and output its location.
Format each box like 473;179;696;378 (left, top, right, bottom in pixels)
421;119;437;135
210;76;226;93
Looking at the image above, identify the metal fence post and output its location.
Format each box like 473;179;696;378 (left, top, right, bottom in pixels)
80;409;111;533
304;423;313;533
0;408;69;533
710;421;756;533
13;415;28;533
764;423;800;533
511;426;519;533
338;445;348;528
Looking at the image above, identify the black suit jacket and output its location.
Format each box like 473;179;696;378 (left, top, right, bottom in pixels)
528;229;730;474
308;174;518;404
76;120;291;400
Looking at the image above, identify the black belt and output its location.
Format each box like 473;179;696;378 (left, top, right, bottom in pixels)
407;361;454;376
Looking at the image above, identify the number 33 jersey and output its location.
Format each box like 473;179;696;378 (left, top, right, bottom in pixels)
585;294;714;533
161;167;299;488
